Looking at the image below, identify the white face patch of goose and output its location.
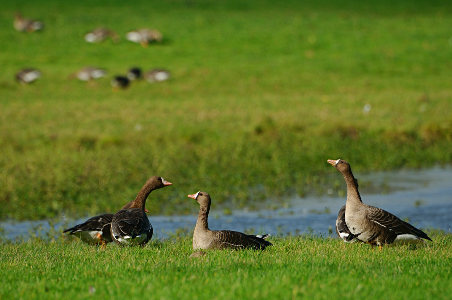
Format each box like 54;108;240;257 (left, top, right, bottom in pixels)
335;159;341;166
194;191;200;199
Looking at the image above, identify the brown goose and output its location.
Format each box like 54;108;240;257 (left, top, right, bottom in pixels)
336;205;356;242
63;201;149;245
328;159;432;246
14;13;44;32
188;191;272;250
111;176;172;245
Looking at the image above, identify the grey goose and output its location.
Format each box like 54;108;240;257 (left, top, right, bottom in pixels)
145;69;170;83
188;191;272;250
73;67;106;81
110;176;172;246
328;159;432;246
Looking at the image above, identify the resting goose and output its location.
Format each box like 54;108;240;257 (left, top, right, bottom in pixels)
14;13;44;32
336;205;356;242
328;159;432;246
188;191;272;250
126;28;162;47
110;176;172;246
111;75;130;89
15;68;41;84
84;28;119;43
63;202;149;245
73;67;106;81
127;67;143;81
145;69;171;83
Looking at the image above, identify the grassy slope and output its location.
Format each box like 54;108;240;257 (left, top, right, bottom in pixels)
1;234;451;299
0;0;452;220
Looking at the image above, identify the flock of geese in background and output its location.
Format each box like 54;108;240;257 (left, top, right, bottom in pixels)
64;159;432;253
13;13;171;88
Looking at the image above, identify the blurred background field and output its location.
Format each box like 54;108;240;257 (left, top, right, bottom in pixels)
1;0;451;220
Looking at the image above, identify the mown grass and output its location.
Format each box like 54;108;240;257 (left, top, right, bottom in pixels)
1;0;452;220
1;233;451;299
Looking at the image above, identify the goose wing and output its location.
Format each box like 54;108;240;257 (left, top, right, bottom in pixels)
63;214;113;234
112;209;150;238
213;230;272;249
366;206;431;241
336;205;356;242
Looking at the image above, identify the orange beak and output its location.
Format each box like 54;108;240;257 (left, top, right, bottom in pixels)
144;208;150;213
327;159;339;166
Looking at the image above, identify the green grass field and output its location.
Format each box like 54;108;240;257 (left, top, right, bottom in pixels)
1;234;451;299
1;0;452;220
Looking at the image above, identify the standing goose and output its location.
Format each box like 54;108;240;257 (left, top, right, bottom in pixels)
327;159;432;246
111;176;172;246
188;191;272;250
336;205;356;242
63;201;149;245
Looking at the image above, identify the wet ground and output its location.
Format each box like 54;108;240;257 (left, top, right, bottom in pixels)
1;166;451;241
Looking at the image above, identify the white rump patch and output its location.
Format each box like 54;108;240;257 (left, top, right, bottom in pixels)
23;71;40;82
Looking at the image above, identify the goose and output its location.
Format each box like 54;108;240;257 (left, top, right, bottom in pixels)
63;202;149;245
14;13;44;32
126;28;162;47
111;75;130;89
72;67;106;81
127;67;143;81
145;69;170;83
327;159;432;246
15;68;41;84
110;176;172;246
84;28;119;43
336;205;356;242
188;191;272;250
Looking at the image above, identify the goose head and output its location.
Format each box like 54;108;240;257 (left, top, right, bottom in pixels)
188;191;211;207
327;159;351;174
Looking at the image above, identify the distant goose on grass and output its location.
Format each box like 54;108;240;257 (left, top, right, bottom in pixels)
111;176;172;246
336;205;356;242
14;13;44;32
127;67;143;81
188;191;272;250
72;67;106;81
84;27;119;43
15;68;41;84
145;69;170;83
126;28;162;47
111;75;130;89
63;202;149;245
327;159;432;246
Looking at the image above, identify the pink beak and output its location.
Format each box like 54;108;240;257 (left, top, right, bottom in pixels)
162;179;172;186
187;192;198;200
327;159;338;166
